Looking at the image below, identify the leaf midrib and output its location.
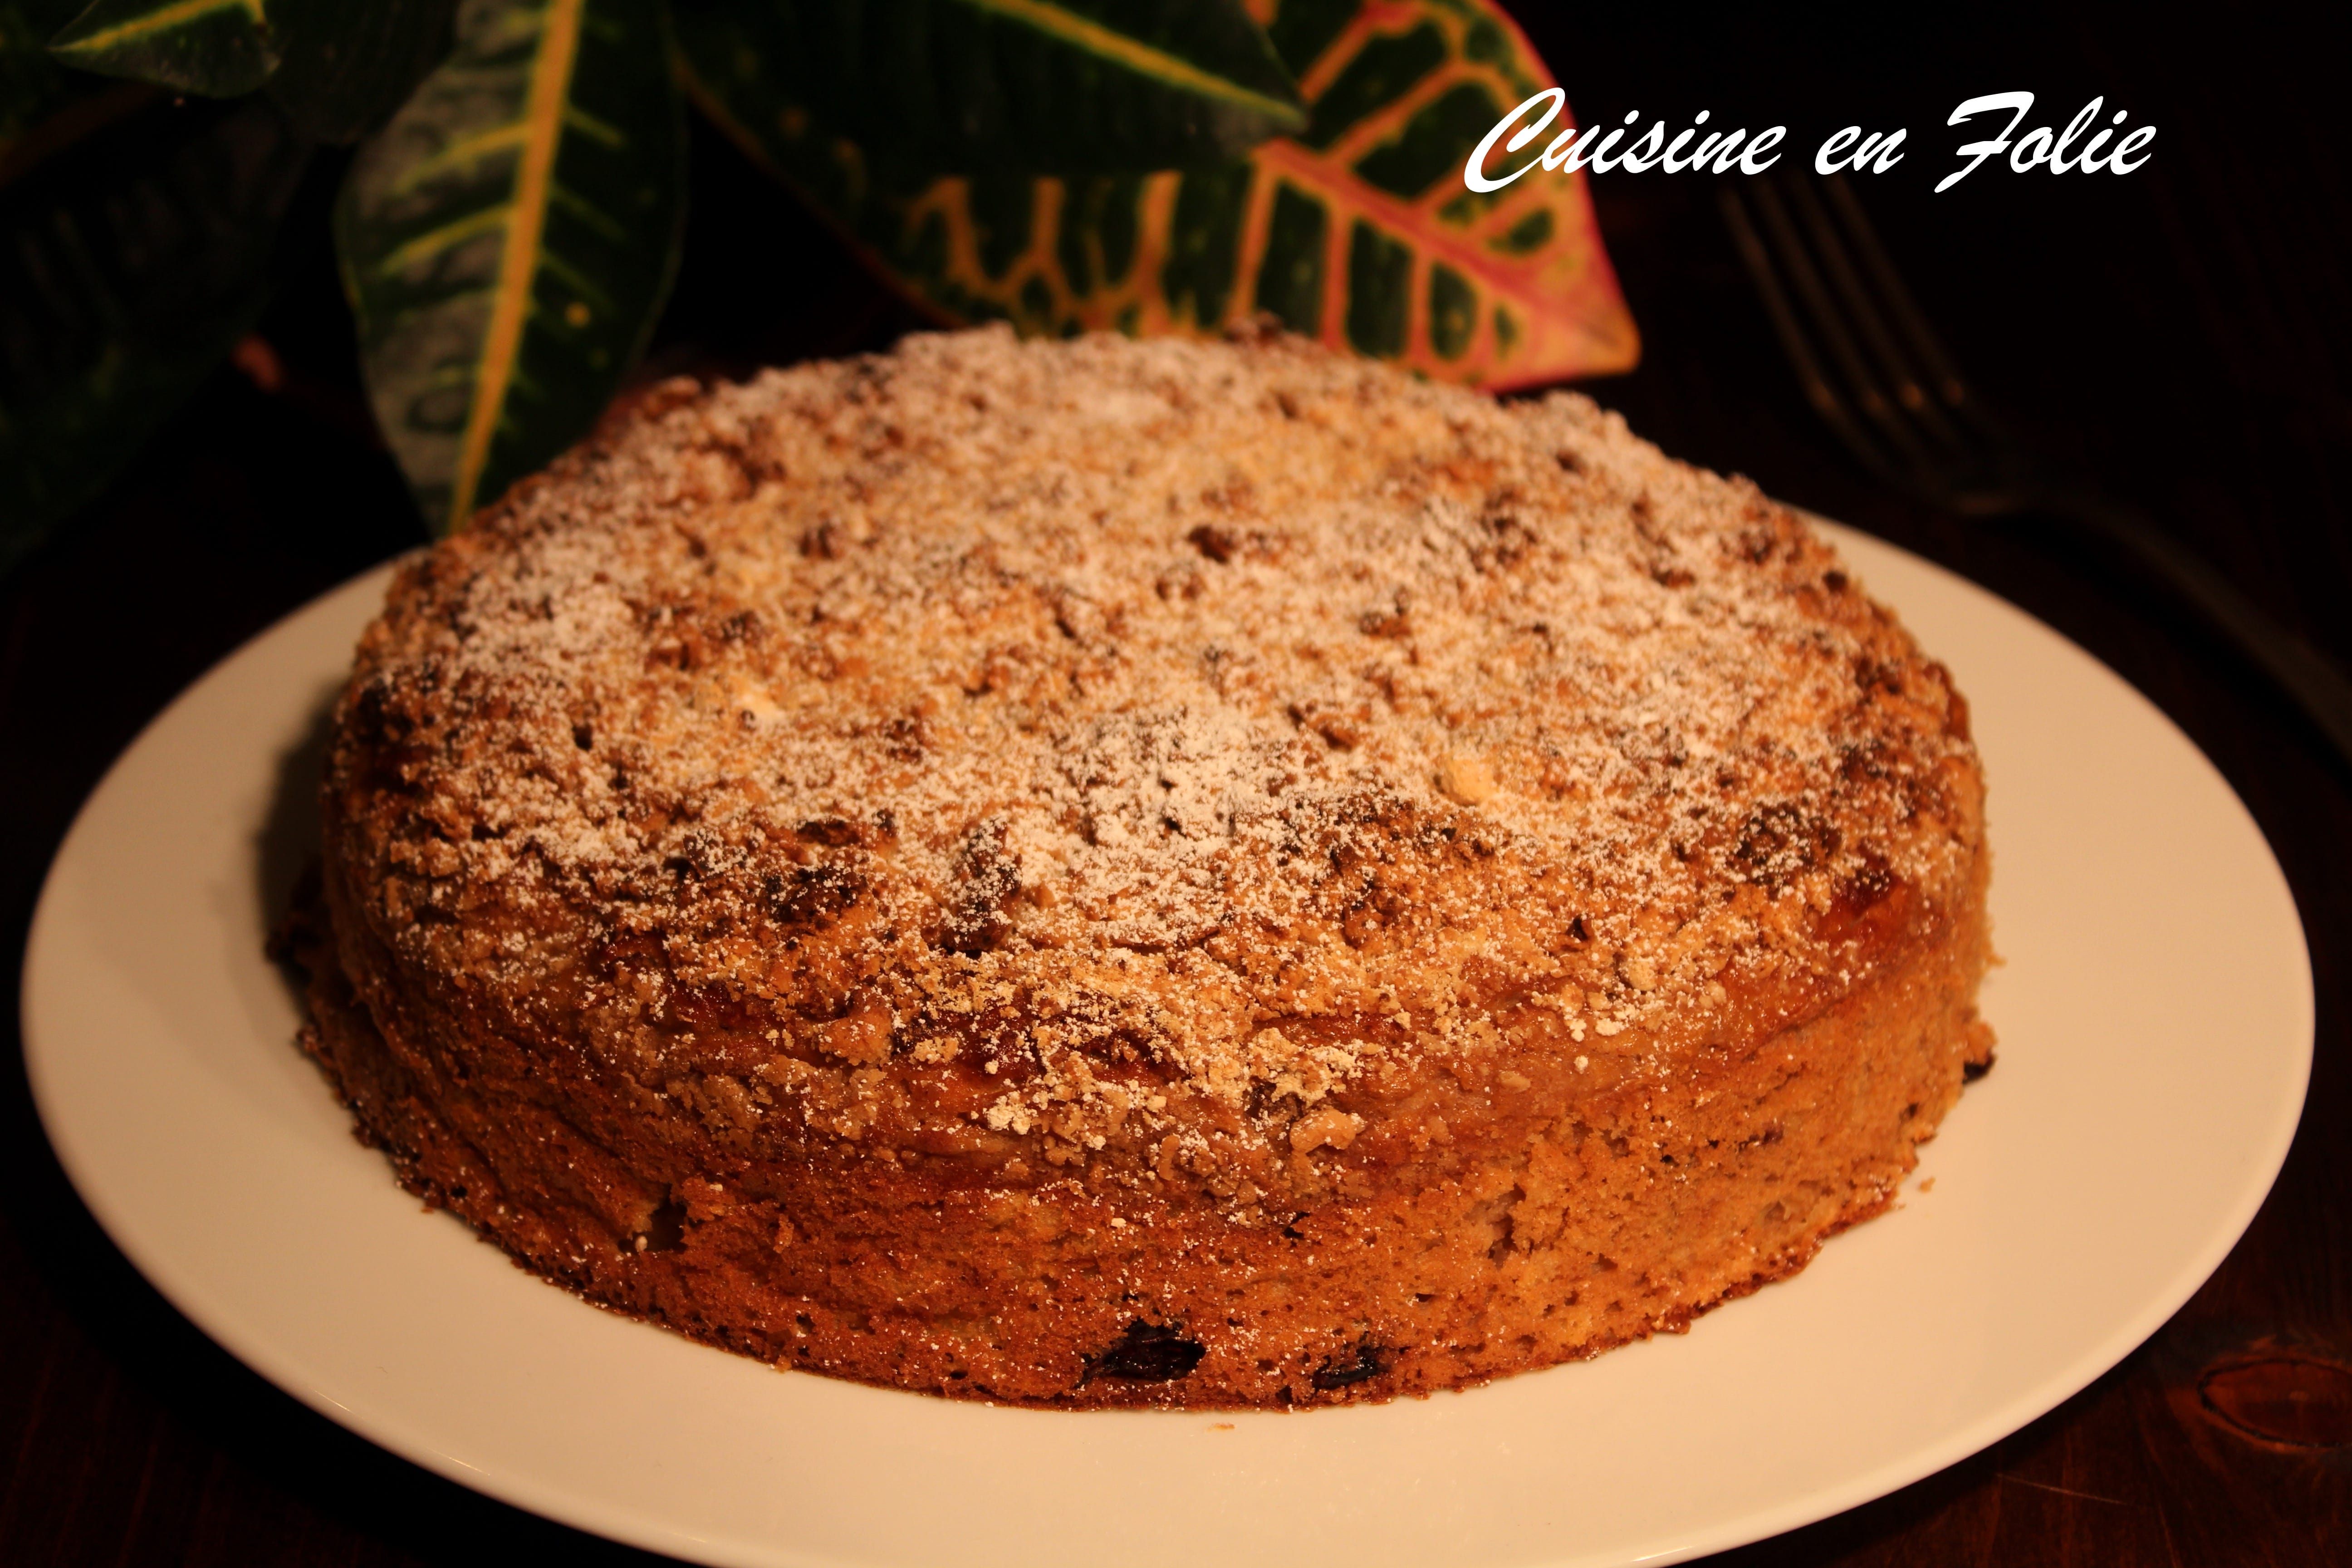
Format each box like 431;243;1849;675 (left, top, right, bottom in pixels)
453;0;587;526
56;0;266;54
960;0;1299;122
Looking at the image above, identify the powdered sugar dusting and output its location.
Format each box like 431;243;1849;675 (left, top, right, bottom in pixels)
329;326;1984;1157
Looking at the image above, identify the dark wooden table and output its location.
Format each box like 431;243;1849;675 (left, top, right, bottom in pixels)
4;5;2345;1562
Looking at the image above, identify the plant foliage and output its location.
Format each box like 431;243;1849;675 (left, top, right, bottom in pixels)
49;0;283;97
0;94;306;567
684;0;1633;390
338;0;684;530
3;0;1632;558
674;0;1303;174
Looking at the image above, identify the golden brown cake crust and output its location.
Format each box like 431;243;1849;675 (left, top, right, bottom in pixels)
311;325;1991;1408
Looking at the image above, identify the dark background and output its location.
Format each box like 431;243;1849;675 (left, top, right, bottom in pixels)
4;3;2347;1561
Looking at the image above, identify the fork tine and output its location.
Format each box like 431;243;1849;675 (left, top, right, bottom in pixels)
1731;170;2352;772
1782;176;1973;463
1745;176;1942;481
1818;176;2043;505
1817;176;1988;432
1717;184;1905;486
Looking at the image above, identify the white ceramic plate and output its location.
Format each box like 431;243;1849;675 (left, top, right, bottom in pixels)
23;523;2310;1568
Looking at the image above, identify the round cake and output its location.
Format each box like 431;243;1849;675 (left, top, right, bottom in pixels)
298;324;1993;1409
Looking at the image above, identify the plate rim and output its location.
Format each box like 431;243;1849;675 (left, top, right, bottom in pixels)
20;520;2314;1568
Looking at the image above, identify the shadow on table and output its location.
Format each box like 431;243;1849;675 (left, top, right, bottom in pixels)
254;679;335;1015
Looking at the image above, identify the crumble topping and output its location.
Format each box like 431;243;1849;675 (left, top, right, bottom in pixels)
332;325;1981;1164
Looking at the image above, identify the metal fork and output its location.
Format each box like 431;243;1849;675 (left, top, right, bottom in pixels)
1720;172;2352;770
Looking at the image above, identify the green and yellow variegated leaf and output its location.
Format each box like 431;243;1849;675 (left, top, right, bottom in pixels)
5;2;88;164
672;0;1301;174
338;0;683;533
46;1;461;141
683;0;1635;389
49;0;279;97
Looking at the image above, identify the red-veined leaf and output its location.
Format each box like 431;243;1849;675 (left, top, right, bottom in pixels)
681;0;1636;389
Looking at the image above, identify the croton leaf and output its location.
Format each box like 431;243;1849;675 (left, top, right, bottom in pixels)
5;1;91;161
681;0;1635;389
48;0;281;97
265;0;460;146
0;97;308;568
671;0;1302;175
337;0;684;533
9;2;163;194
